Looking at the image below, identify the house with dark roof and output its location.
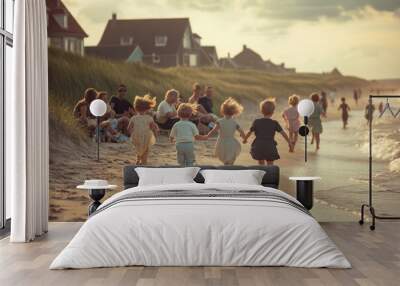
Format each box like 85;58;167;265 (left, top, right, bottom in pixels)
265;60;296;74
233;45;266;70
200;46;219;67
46;0;88;56
222;45;296;74
191;33;219;67
86;14;200;67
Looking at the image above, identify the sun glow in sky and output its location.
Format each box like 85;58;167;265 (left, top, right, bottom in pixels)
64;0;400;79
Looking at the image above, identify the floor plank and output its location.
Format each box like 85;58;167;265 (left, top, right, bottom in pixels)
0;222;399;286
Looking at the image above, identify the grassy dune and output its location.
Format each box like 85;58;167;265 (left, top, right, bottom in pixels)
48;47;368;143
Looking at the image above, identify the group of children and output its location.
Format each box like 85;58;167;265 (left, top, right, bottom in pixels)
128;94;293;166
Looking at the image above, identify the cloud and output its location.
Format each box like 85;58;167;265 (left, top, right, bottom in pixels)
167;0;400;21
166;0;230;11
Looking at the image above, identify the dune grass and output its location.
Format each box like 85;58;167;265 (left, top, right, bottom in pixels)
48;47;368;143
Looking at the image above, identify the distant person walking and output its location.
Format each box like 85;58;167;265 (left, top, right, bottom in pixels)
353;89;359;105
309;93;326;150
365;102;375;125
282;94;300;152
378;102;384;114
321;91;328;114
338;97;350;129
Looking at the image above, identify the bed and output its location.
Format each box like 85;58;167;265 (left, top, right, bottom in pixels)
50;165;350;269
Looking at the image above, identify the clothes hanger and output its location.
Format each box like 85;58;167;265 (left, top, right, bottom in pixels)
378;98;397;118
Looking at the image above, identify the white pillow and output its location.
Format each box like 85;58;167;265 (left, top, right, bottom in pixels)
135;167;201;186
200;169;266;185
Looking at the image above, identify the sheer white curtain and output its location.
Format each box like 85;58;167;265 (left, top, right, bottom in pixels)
8;0;49;242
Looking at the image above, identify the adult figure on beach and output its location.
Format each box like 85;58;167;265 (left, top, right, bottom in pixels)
282;94;300;152
365;102;375;125
353;89;359;105
96;91;115;121
189;83;210;115
110;84;135;118
198;86;214;114
73;88;98;135
309;93;326;150
188;83;216;132
96;91;130;142
156;89;180;129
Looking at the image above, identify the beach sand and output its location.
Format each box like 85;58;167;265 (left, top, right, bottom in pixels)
50;86;399;222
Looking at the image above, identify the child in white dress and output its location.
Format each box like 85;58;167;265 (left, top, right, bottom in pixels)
282;94;300;152
207;98;245;165
127;95;159;165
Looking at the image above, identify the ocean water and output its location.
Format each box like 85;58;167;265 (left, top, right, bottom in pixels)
284;105;400;218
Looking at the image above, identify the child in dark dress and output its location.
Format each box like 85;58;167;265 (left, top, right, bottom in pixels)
243;99;292;165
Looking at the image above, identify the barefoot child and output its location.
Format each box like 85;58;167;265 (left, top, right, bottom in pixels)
243;99;291;166
309;93;325;150
282;94;300;152
338;97;350;129
127;95;159;165
207;98;245;165
170;103;208;166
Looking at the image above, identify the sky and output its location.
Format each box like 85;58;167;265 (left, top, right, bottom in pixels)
64;0;400;79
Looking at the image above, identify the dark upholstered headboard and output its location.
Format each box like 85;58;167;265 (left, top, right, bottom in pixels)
123;165;280;189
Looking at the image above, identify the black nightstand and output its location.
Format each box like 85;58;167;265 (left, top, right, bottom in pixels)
77;181;117;216
289;177;321;210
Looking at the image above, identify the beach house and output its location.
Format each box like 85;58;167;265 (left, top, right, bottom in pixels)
46;0;88;56
223;44;296;74
192;33;219;67
86;15;202;67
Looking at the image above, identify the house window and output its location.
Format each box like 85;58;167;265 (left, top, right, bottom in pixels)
155;35;167;47
152;53;160;64
120;36;134;46
54;13;68;29
1;0;15;231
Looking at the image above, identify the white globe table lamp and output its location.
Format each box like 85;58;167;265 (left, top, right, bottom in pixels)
297;99;315;162
89;99;107;161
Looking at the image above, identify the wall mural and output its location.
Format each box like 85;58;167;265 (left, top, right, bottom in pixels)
47;0;400;221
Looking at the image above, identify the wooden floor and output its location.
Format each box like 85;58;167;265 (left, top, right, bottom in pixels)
0;222;399;286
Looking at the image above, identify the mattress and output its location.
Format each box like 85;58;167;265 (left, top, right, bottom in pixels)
50;183;351;269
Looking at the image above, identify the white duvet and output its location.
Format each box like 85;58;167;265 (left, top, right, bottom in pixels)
50;183;351;269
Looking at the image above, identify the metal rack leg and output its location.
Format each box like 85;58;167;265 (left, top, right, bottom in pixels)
359;204;375;230
369;206;376;231
359;204;366;225
359;203;400;231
